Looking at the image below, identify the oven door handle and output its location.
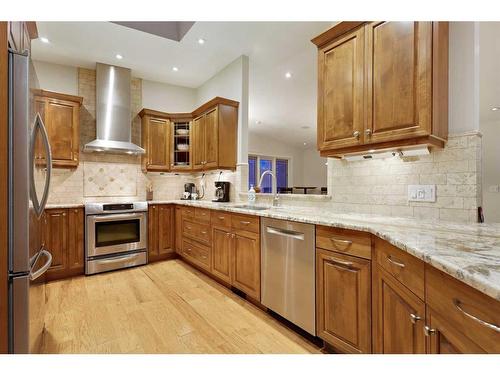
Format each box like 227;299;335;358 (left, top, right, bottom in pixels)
89;213;145;222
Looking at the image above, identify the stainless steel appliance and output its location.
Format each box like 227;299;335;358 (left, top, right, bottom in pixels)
85;202;148;275
182;182;196;200
261;218;316;335
8;50;53;353
213;181;230;202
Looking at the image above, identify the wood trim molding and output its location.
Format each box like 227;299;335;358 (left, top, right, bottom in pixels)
0;21;9;354
139;96;239;120
32;89;83;105
25;22;38;40
311;22;366;47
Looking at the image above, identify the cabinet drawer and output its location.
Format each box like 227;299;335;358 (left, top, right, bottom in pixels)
231;213;259;233
182;219;211;245
426;266;500;353
182;239;210;270
195;207;211;223
316;226;371;260
211;210;232;228
181;206;195;219
374;238;424;299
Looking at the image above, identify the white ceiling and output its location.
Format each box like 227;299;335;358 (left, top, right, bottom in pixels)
33;21;333;148
480;22;500;123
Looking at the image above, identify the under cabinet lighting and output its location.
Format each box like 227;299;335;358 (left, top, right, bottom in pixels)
115;54;123;60
172;66;179;72
40;37;49;44
198;38;206;44
492;107;500;111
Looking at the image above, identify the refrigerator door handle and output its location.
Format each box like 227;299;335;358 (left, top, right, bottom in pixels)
29;112;52;218
29;249;52;281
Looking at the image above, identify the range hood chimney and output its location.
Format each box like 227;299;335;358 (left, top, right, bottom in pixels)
84;63;145;154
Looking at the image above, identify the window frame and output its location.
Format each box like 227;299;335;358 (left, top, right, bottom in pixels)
248;153;290;194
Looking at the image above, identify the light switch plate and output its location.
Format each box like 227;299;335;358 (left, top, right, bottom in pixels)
408;185;436;202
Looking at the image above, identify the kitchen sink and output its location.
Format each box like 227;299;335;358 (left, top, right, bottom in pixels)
233;205;271;211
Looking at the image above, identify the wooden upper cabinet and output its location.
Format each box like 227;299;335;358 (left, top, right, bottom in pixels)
34;91;82;168
192;115;205;169
312;22;448;157
204;107;219;169
140;112;171;172
316;248;371;353
365;22;432;144
317;26;364;151
372;265;426;354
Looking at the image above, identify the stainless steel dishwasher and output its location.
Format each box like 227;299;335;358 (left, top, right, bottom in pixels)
261;217;316;335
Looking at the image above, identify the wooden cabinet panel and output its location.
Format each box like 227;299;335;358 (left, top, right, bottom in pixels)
204;108;218;168
192;115;205;169
194;207;211;223
365;21;433;143
212;227;232;284
232;232;260;300
211;210;232;229
182;239;211;271
182;219;211;246
148;204;159;260
231;213;260;234
67;208;84;274
175;206;182;253
318;26;364;150
149;118;170;170
372;265;426;353
425;265;500;353
316;225;371;259
316;249;371;353
44;209;69;281
158;205;174;256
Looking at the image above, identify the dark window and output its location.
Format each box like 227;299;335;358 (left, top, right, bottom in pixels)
276;159;288;191
95;219;140;247
248;155;257;190
259;158;273;193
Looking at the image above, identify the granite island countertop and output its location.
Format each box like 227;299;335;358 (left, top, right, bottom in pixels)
48;199;500;302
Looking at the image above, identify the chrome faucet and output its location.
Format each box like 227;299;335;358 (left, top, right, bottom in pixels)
258;170;280;207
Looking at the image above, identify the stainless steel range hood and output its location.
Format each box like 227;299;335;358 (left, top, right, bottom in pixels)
84;63;145;154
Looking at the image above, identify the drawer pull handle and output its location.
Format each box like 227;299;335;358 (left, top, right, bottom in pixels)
218;216;225;220
387;256;406;268
409;313;421;324
201;255;207;259
240;221;251;225
424;326;436;336
453;298;500;332
201;231;207;234
326;257;353;268
330;238;353;248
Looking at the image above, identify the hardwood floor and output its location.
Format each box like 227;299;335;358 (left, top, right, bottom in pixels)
40;260;320;354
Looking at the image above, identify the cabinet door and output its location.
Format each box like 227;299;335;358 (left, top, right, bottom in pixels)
204;108;218;169
46;98;79;167
158;205;174;257
232;232;260;300
192;115;205;169
45;209;68;280
317;26;365;150
426;308;486;354
373;265;426;353
147;117;170;171
316;249;371;353
212;227;232;284
148;205;159;261
67;208;84;275
175;206;183;253
365;22;433;143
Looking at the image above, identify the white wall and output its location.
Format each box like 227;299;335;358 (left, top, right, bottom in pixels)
481;120;500;222
196;56;250;164
449;22;480;134
33;60;78;95
302;148;327;188
142;79;196;113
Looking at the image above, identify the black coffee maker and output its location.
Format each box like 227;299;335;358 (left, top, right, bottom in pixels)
213;181;230;202
182;183;196;200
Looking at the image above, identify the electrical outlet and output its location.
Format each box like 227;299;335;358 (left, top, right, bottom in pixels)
408;185;436;202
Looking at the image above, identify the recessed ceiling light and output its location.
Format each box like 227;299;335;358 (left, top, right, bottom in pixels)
303;142;307;146
40;37;49;44
172;66;179;72
285;72;292;79
198;38;206;45
115;54;123;60
492;107;500;111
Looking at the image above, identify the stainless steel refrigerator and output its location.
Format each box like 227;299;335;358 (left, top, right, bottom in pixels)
8;49;53;353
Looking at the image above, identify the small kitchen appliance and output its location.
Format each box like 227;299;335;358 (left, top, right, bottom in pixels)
213;181;230;202
182;183;196;200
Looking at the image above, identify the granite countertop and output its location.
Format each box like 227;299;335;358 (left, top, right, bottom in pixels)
49;200;500;302
46;203;85;209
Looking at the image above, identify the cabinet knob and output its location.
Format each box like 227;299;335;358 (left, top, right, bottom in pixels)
409;313;422;324
365;129;372;137
424;326;436;336
353;131;360;139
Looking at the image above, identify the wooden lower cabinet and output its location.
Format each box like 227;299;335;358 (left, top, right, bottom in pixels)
211;227;232;284
43;208;84;281
316;248;371;353
175;205;183;252
372;265;426;353
232;231;260;301
148;204;174;262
